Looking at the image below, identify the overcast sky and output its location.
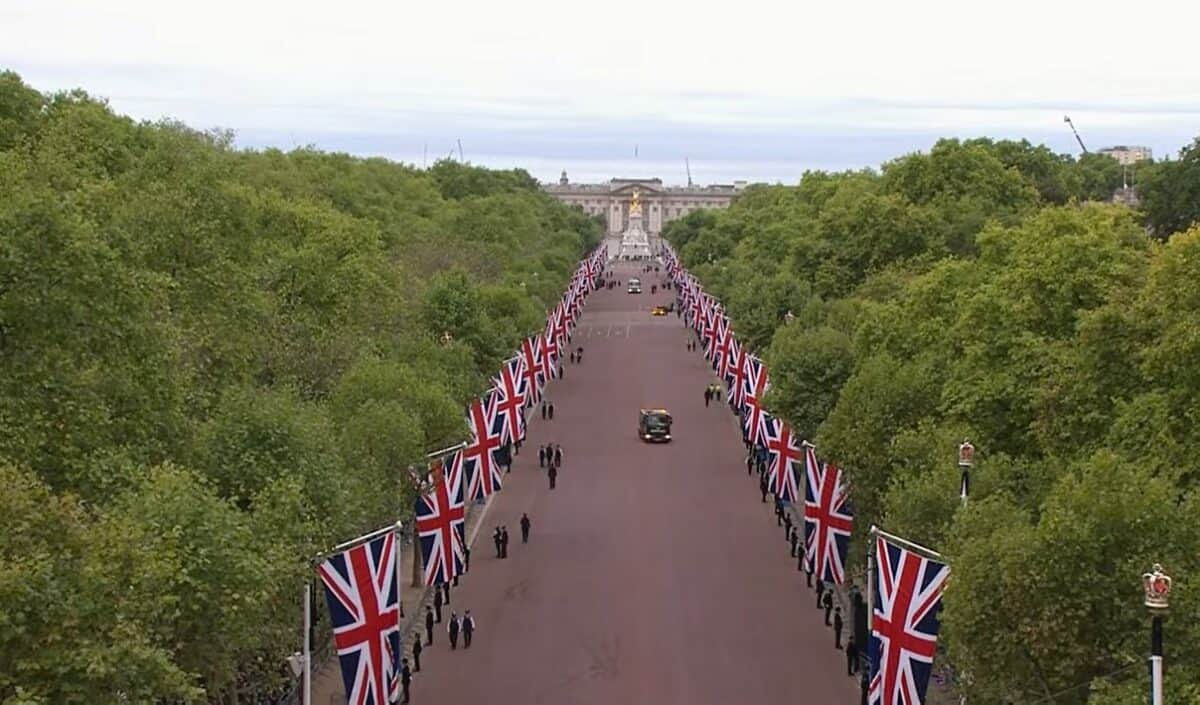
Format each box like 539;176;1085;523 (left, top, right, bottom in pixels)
3;0;1198;184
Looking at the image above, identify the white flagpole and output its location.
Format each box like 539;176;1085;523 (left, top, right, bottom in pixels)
303;580;312;705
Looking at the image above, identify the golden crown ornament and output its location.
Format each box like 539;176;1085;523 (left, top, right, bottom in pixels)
1142;564;1172;612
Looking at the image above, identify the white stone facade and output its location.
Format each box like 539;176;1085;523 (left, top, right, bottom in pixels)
543;175;742;237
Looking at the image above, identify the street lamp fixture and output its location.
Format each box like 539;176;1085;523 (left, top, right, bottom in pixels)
440;331;453;346
957;440;975;504
1144;563;1171;705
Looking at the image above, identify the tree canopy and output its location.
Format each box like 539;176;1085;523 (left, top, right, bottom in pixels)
0;71;600;703
665;136;1200;703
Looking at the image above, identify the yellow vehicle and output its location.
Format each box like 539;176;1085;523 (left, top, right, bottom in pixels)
651;305;668;316
638;409;672;442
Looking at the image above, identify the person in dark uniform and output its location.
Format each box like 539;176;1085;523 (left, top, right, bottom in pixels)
704;388;711;407
464;545;471;573
520;513;531;543
548;464;558;489
759;473;768;503
501;440;513;473
833;606;844;649
823;590;834;626
541;401;547;419
538;445;546;468
433;585;443;622
500;526;509;558
746;450;754;475
554;444;563;468
816;579;826;609
789;525;799;557
548;402;555;420
462;610;476;648
804;561;814;587
448;612;460;650
424;605;435;645
783;510;793;539
775;495;784;526
493;527;502;557
577;346;583;362
412;636;422;671
570;350;576;364
442;581;450;606
557;364;564;379
400;658;412;703
846;635;859;675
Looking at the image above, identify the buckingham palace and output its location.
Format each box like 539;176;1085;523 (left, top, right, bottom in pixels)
543;172;745;237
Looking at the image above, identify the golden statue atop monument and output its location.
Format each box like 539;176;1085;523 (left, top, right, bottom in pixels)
629;189;642;216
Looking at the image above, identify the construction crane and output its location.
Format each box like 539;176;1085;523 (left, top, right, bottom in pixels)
1063;115;1089;154
685;158;693;187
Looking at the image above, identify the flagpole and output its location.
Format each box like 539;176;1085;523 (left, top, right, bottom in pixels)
869;525;944;561
303;579;312;705
426;441;467;460
394;521;404;670
863;546;873;705
320;523;401;560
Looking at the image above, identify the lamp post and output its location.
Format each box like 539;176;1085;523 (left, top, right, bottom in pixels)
957;440;975;505
1143;563;1172;705
440;330;453;346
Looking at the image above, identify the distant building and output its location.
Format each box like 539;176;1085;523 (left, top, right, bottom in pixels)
544;172;743;237
1097;145;1152;165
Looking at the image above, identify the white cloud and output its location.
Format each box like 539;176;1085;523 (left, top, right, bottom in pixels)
3;0;1198;181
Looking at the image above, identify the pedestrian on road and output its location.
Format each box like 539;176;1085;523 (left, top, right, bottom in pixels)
424;606;434;645
554;444;563;468
704;388;711;407
805;562;814;587
834;606;844;649
520;513;531;543
548;464;558;490
464;545;471;573
775;495;785;526
463;610;476;648
846;635;859;676
502;440;513;473
816;579;825;609
798;550;806;574
412;636;422;672
783;511;793;539
443;581;450;605
558;364;564;379
577;346;583;362
400;659;412;704
539;445;546;468
548;402;555;420
500;526;510;558
759;473;768;503
823;590;834;626
448;612;460;650
789;526;799;557
433;584;443;622
570;350;576;364
493;527;502;558
746;450;754;475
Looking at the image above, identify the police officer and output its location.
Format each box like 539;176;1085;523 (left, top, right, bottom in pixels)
520;513;531;543
493;526;502;558
424;605;434;645
846;635;859;676
500;526;509;558
412;636;422;672
759;473;769;503
433;584;443;622
816;579;826;609
823;590;834;626
448;612;460;650
789;525;799;557
538;445;546;468
833;606;844;649
400;658;412;703
548;463;558;490
462;610;476;648
554;444;563;468
783;511;793;540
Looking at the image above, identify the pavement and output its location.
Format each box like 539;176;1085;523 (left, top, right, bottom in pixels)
318;260;860;705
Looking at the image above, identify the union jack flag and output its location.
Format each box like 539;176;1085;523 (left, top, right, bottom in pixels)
415;454;466;585
763;417;803;503
714;320;736;379
726;341;748;410
869;534;950;705
317;531;401;705
491;355;528;444
464;392;504;501
741;354;771;447
803;445;854;583
542;325;561;371
520;336;545;405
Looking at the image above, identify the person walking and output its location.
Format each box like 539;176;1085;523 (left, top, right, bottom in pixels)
433;584;443;622
442;581;450;605
704;387;711;407
448;612;460;650
520;513;531;543
789;525;799;557
424;606;434;645
500;526;509;558
541;401;547;420
539;444;546;468
759;473;768;503
548;464;558;490
548;402;555;420
570;350;576;364
493;527;503;558
462;610;476;649
846;635;859;676
554;444;563;469
464;545;471;573
833;606;844;649
412;636;422;672
400;659;412;704
823;590;834;626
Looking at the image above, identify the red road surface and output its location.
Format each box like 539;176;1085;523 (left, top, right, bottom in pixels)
413;261;858;705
